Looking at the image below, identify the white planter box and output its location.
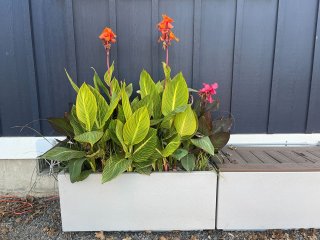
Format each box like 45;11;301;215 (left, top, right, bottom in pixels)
58;171;217;231
217;172;320;230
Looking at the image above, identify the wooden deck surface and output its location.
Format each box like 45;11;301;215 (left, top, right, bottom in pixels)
214;146;320;172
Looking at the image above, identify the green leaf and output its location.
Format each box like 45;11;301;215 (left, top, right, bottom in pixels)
70;105;85;136
131;128;157;163
161;72;189;116
125;83;133;97
92;67;110;98
161;105;188;129
104;62;114;86
110;78;121;96
103;93;121;123
115;120;128;152
117;104;126;123
132;95;153;116
76;83;97;131
102;156;132;183
161;134;181;157
109;120;121;146
98;130;110;148
68;158;87;183
123;107;150;146
174;105;197;137
172;148;188;161
162;62;171;81
191;136;215;156
139;70;157;98
181;154;196;172
134;164;152;175
121;88;132;120
65;68;79;92
47;117;74;137
74;131;103;147
90;87;108;129
40;147;85;161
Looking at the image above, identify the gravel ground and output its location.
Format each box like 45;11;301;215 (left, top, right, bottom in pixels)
1;197;319;240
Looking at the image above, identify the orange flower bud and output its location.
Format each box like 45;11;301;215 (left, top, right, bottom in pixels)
99;27;116;48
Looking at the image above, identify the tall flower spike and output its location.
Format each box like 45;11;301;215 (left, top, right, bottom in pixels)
99;27;116;70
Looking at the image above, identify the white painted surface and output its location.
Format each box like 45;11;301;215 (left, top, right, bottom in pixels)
58;172;217;231
228;134;320;146
217;172;320;230
1;134;319;159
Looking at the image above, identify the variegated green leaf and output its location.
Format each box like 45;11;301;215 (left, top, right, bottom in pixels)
74;131;103;147
121;88;132;120
161;134;181;157
161;72;189;116
40;147;85;162
139;70;157;98
76;83;97;131
70;105;85;136
102;156;132;183
174;105;197;137
123;107;150;146
115;120;128;152
104;62;114;86
90;87;108;129
68;158;88;183
131;128;157;163
103;93;121;123
65;68;79;92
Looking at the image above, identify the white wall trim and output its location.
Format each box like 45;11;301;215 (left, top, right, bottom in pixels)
0;134;320;159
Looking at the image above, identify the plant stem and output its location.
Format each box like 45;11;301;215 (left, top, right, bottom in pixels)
166;46;169;66
106;48;110;70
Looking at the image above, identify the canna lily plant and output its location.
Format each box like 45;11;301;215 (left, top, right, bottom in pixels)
40;14;226;183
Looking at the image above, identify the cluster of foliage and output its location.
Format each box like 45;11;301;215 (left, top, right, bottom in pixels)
40;15;232;183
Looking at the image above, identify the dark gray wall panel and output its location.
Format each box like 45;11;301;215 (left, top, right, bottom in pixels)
73;0;110;85
307;3;320;133
30;0;77;134
116;0;153;89
268;0;318;133
0;0;40;136
231;0;277;133
199;0;236;113
158;0;194;85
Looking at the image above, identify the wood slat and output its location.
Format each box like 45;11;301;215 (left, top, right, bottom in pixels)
292;150;320;163
236;149;263;163
278;150;310;163
222;148;247;164
250;150;279;164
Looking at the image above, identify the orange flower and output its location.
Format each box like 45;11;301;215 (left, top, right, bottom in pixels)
157;14;178;49
99;27;116;48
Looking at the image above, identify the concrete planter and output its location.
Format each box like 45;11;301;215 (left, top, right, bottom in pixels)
217;172;320;230
58;171;217;231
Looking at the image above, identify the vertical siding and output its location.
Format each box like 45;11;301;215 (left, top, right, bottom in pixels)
1;0;320;136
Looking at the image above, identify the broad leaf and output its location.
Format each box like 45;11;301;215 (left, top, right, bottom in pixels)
68;158;87;183
74;131;103;147
70;105;85;136
76;83;97;131
210;132;230;152
123;107;150;146
174;105;197;137
161;134;181;157
191;136;215;156
139;70;157;98
40;147;85;161
162;62;171;81
121;88;132;120
91;67;110;98
132;95;153;116
161;72;189;116
131;128;157;163
90;87;108;129
172;148;188;160
115;120;128;152
125;83;133;97
103;93;121;123
161;105;188;129
104;62;114;86
48;117;74;137
102;156;132;183
109;120;121;146
98;130;110;148
181;154;196;171
110;78;121;96
65;68;79;92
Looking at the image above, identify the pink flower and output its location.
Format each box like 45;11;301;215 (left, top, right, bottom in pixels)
198;83;218;103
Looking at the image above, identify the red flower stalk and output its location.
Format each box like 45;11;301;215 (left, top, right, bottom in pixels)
198;83;218;104
99;27;116;70
157;14;179;66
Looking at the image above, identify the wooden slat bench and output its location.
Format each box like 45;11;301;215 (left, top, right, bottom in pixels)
215;146;320;230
